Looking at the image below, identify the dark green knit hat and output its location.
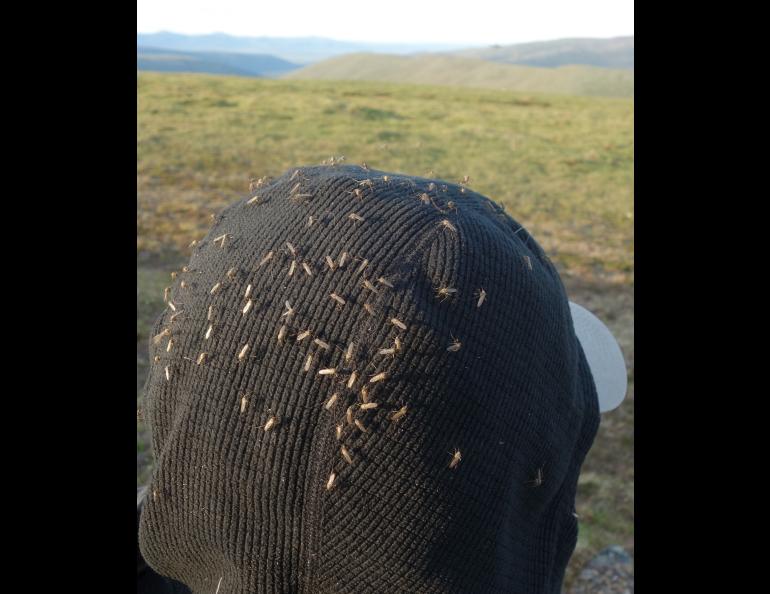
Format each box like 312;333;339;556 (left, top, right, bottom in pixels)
139;165;600;593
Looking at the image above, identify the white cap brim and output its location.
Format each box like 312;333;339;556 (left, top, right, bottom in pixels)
569;302;628;413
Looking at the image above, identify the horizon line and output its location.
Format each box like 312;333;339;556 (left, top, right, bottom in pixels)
136;30;634;48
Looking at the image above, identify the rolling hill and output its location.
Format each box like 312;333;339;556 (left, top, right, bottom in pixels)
138;47;300;77
451;36;634;69
284;53;634;98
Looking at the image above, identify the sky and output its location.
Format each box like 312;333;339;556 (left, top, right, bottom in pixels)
137;0;634;46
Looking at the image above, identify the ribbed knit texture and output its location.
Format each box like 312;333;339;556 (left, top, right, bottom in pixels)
138;165;600;594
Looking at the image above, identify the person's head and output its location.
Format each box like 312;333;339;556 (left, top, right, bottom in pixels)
139;165;618;593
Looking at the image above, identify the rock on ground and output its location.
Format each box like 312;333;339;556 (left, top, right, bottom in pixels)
568;546;634;594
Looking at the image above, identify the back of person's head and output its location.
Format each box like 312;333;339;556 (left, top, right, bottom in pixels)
139;165;601;593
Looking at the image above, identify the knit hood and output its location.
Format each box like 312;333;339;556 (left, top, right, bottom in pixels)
139;165;600;593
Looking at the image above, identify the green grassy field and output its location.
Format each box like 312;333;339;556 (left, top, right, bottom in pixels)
285;53;634;98
137;71;633;587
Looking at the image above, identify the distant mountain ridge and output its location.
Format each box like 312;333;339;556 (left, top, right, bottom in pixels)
450;36;633;69
137;32;633;70
136;33;634;96
284;53;633;98
137;32;464;64
138;47;300;77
